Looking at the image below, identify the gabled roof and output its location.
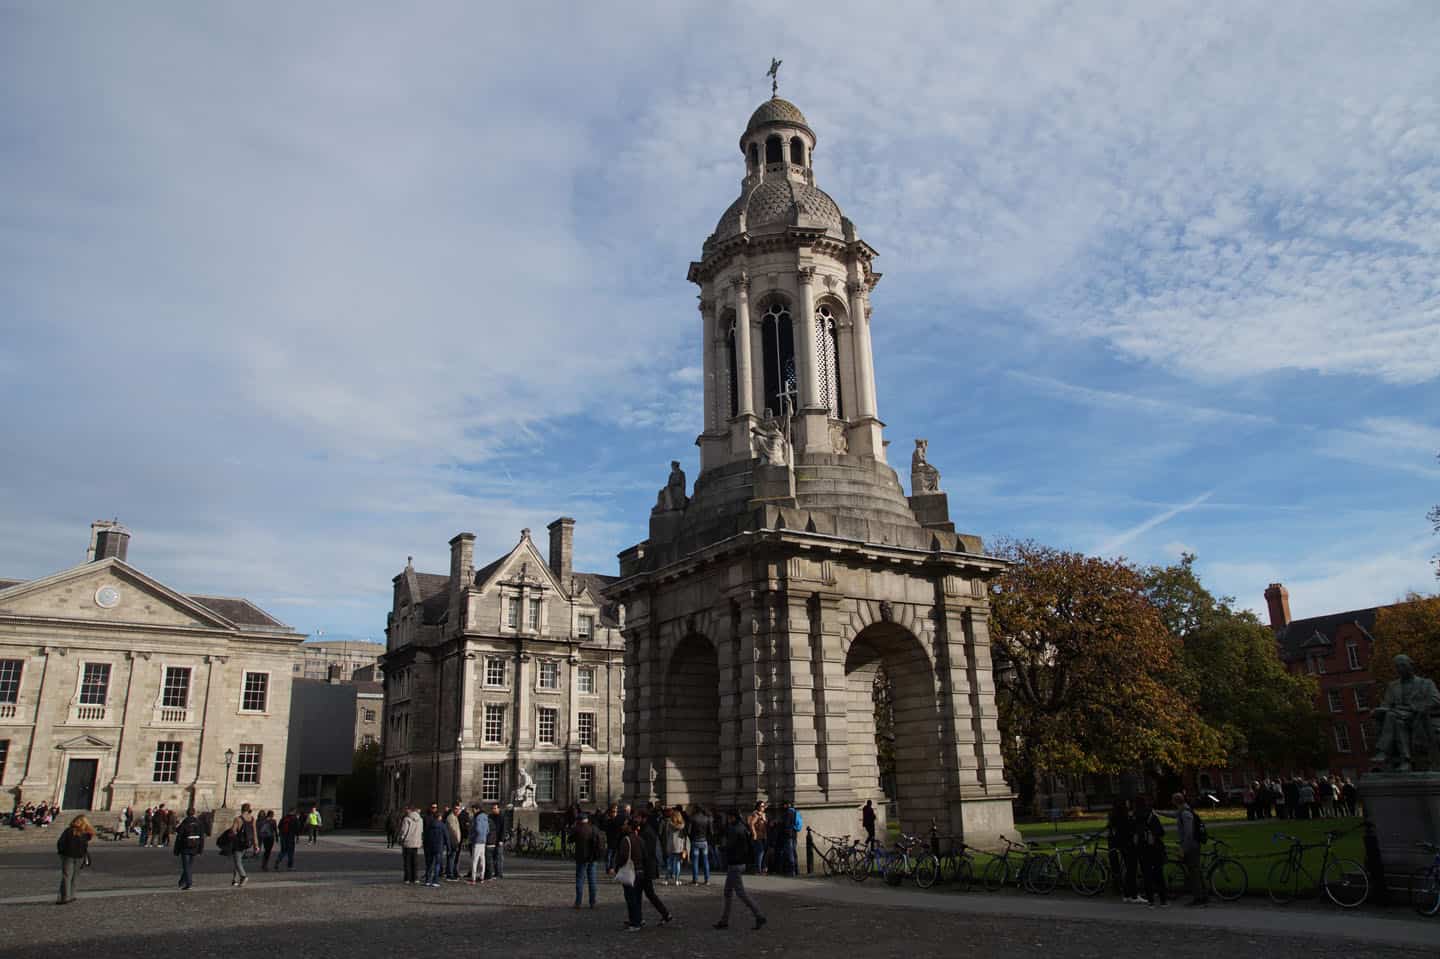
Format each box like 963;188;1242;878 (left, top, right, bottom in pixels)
573;571;621;627
188;595;287;629
1275;606;1379;662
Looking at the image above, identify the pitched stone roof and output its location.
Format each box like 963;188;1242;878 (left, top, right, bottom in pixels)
1275;606;1378;662
0;579;21;591
573;571;621;627
186;594;288;629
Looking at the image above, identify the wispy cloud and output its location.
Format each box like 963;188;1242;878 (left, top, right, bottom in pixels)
1007;372;1275;426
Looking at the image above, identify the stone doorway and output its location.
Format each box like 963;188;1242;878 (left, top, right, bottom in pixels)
844;622;943;835
62;758;98;811
663;634;720;806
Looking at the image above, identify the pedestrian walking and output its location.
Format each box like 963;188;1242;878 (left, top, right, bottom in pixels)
635;811;675;927
571;810;601;908
468;803;490;884
603;804;623;870
1133;796;1167;907
306;805;322;843
385;809;399;849
138;806;152;847
612;816;673;931
174;808;204;890
714;810;766;930
662;808;688;885
398;805;423;884
55;814;95;905
220;814;248;887
277;808;299;870
861;799;877;847
258;811;277;870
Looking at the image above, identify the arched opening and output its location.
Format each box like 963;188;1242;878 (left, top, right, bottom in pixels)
845;623;943;835
663;634;720;806
748;143;760;171
765;135;783;164
790;136;805;165
723;310;738;418
815;302;842;418
760;299;796;418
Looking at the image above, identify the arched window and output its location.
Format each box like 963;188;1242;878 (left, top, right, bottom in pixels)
748;143;759;171
815;302;842;418
790;137;805;165
765;135;783;165
724;311;738;418
760;299;796;417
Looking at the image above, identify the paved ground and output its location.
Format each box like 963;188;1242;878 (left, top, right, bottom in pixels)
0;828;1434;958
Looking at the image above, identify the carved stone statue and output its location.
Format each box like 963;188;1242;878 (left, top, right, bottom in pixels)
653;460;689;513
829;421;849;455
911;438;941;493
512;766;538;808
752;416;791;468
1372;654;1440;772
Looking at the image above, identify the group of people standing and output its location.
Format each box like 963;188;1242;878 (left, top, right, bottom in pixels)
1241;777;1358;820
393;801;509;887
1106;791;1211;909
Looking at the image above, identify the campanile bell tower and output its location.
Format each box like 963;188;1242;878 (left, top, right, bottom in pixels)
690;94;884;469
609;84;1015;846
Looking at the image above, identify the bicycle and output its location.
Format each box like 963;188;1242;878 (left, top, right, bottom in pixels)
882;833;940;888
980;836;1054;893
1162;837;1249;902
934;837;977;890
815;833;864;878
1267;831;1368;908
1063;832;1110;897
848;837;898;882
1409;840;1440;917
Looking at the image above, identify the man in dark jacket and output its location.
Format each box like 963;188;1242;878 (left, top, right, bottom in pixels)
714;810;765;930
571;811;601;908
634;811;673;927
422;804;450;887
174;808;204;890
688;806;712;885
487;803;507;880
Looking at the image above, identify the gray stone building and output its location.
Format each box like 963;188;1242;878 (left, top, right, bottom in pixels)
607;94;1016;844
382;519;624;812
0;521;303;816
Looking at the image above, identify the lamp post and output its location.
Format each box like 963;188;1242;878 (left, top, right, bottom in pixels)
222;748;235;808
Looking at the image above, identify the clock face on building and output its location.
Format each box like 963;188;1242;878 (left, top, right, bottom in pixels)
94;585;121;609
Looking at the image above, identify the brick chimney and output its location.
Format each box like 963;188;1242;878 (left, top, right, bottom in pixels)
548;517;575;593
87;520;131;562
1264;583;1291;629
448;532;475;585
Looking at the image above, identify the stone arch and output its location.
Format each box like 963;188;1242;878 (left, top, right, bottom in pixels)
662;633;720;806
844;621;944;836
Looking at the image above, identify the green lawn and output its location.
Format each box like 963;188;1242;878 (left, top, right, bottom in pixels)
1014;806;1252;839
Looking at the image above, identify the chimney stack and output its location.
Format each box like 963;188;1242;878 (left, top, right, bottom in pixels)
1264;583;1291;630
449;532;475;586
88;520;131;563
548;517;575;593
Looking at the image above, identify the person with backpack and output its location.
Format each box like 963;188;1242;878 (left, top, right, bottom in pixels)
55;814;95;904
174;808;205;890
781;802;802;877
277;808;300;870
257;811;277;870
1132;795;1167;907
1166;791;1208;906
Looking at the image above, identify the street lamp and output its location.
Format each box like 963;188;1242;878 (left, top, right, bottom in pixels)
222;748;235;808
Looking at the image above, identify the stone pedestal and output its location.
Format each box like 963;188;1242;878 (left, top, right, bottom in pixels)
907;492;954;531
511;805;541;838
749;464;796;505
1359;771;1440;889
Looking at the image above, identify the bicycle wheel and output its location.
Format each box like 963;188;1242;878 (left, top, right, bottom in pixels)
980;857;1008;892
1321;857;1369;909
849;853;873;883
1266;860;1302;905
1068;855;1108;897
952;856;975;892
1208;857;1249;902
914;854;940;889
1410;867;1440;917
1027;856;1060;895
1163;860;1186;896
882;856;908;886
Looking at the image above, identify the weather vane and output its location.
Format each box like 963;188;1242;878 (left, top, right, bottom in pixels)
766;57;782;97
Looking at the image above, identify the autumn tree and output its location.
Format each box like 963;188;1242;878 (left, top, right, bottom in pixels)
1372;592;1440;686
989;541;1222;810
1143;554;1327;771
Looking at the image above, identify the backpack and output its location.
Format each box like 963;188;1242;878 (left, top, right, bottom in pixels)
1192;809;1208;844
217;828;234;854
789;809;803;834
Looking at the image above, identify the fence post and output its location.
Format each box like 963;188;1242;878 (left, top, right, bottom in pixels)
805;827;814;875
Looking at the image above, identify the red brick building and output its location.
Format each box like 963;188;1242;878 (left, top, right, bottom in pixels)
1265;583;1381;780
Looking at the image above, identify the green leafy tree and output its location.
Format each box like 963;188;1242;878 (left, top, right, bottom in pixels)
990;541;1223;811
1142;555;1327;771
1372;592;1440;685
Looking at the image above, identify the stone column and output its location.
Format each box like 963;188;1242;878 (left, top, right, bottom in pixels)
795;266;821;410
700;298;717;433
459;649;477;746
781;591;820;803
849;278;877;420
733;275;755;418
811;591;852;803
961;607;1009;795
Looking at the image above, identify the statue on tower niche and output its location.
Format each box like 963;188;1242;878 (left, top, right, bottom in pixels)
911;439;941;493
752;415;791;468
1372;654;1440;772
653;460;689;513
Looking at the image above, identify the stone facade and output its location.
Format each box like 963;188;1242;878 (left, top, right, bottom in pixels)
294;639;385;681
607;96;1015;844
381;519;624;812
0;522;304;816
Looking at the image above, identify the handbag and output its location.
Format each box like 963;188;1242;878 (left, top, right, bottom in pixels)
614;837;636;886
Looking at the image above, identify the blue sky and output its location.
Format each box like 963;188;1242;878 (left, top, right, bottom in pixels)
2;1;1437;640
